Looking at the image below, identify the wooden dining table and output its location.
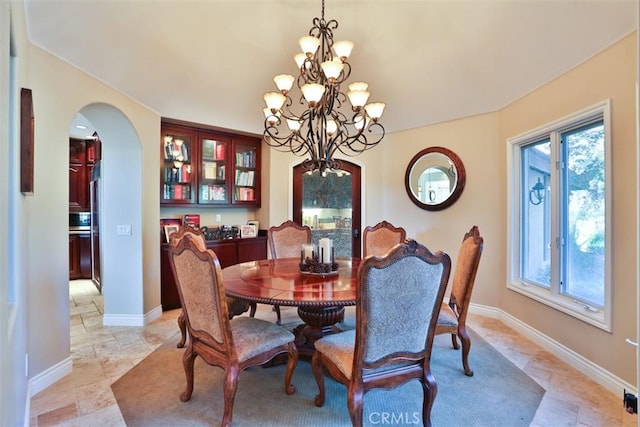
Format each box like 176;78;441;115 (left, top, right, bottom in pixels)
222;257;360;356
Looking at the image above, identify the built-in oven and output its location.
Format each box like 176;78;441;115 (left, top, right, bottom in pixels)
69;212;91;234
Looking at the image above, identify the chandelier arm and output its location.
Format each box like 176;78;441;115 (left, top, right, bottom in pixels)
264;116;315;158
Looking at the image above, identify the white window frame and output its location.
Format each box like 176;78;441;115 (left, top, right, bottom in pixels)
506;100;612;332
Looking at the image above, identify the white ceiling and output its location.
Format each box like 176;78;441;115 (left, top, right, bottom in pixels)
23;0;637;136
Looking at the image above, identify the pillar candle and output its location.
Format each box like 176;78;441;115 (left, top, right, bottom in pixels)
319;238;332;264
303;244;313;260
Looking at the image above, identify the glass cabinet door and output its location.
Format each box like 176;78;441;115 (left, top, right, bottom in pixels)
231;138;260;206
293;160;362;258
198;134;230;204
161;128;195;204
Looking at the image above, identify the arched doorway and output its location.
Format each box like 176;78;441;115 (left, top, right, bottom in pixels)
71;104;144;325
292;160;362;257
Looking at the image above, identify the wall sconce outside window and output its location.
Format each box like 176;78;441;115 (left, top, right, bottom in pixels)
529;177;546;205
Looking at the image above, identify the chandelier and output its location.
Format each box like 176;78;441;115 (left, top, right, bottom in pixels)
262;0;386;173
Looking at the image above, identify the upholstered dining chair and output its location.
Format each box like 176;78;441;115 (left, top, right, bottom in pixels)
435;225;483;376
170;226;255;349
267;220;312;323
168;237;298;427
362;220;407;257
311;239;451;427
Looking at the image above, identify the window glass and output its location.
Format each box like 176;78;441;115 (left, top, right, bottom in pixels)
561;122;605;307
508;101;610;330
520;140;551;288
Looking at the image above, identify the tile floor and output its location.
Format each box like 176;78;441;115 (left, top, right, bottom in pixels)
29;280;637;426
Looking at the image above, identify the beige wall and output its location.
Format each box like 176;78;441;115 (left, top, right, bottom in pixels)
383;113;502;309
498;33;637;382
11;1;162;379
262;33;636;385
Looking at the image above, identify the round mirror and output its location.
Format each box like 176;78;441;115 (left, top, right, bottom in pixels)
405;146;466;211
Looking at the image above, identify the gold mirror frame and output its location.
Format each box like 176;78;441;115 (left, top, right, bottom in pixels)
404;146;466;211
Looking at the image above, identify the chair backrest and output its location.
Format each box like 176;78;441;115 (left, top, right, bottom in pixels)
354;239;451;372
449;225;483;320
268;220;312;259
169;225;207;251
168;237;234;356
362;220;407;257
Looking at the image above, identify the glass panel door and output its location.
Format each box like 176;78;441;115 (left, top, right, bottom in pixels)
293;160;361;258
198;135;229;204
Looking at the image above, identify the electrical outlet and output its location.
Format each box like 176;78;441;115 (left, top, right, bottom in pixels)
216;214;221;222
624;389;637;414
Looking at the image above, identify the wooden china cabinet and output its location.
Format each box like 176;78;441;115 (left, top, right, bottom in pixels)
159;119;266;310
160;121;261;208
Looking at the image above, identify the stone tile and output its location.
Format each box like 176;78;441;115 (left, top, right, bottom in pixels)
530;394;580;427
36;402;78;427
69;304;100;316
75;378;118;415
55;404;125;427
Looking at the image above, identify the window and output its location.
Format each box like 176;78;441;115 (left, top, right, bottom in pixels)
507;101;611;331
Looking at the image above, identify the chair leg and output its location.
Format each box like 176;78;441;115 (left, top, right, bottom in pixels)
284;342;298;395
421;369;438;427
274;304;282;324
177;310;187;348
180;346;196;402
458;326;474;376
450;332;459;350
249;302;257;318
222;366;240;427
311;352;326;407
347;385;364;427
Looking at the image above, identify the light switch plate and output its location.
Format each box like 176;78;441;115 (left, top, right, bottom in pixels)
117;224;132;235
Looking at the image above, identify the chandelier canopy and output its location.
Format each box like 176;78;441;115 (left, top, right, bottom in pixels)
262;0;386;173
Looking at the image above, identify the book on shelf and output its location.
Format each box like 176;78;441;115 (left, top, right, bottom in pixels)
181;164;191;182
202;139;215;160
203;161;216;180
235;150;256;168
211;185;226;201
183;214;200;229
235;187;254;201
200;185;209;201
215;143;225;160
180;144;189;162
234;170;255;187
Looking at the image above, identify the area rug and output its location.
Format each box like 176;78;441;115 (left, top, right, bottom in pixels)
112;330;544;426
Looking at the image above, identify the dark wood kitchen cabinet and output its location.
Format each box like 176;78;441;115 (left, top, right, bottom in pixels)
69;137;101;211
160;236;267;310
69;234;91;279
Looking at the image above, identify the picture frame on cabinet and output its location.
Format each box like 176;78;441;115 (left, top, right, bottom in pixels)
240;224;257;238
164;225;180;244
247;220;259;231
161;217;182;242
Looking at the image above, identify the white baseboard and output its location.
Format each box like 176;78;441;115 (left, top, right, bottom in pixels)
469;302;636;396
102;305;163;326
27;356;72;398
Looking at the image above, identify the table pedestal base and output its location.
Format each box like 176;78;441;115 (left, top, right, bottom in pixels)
294;305;345;356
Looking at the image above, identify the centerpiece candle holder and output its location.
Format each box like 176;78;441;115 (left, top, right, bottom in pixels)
299;241;338;275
